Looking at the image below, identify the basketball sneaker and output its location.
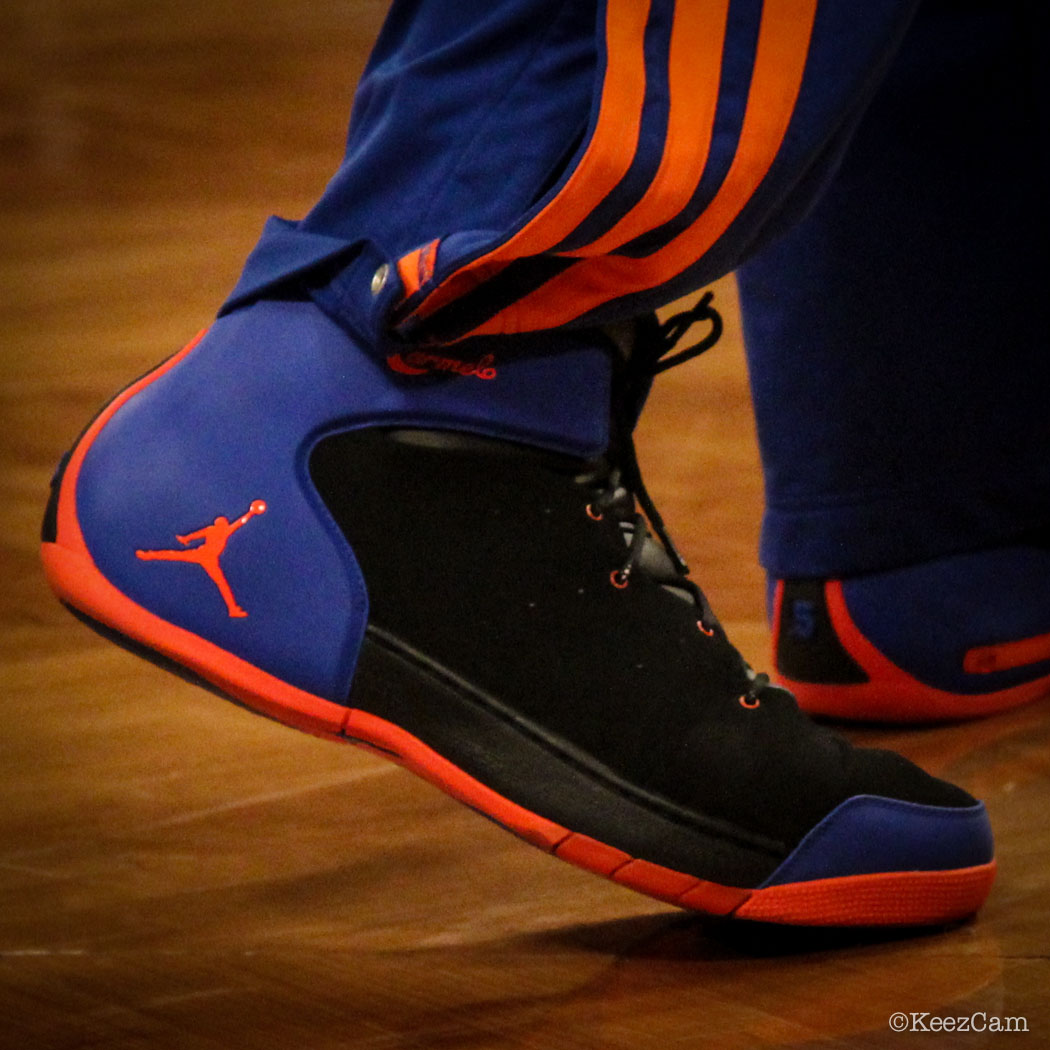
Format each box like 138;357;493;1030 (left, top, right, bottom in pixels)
772;546;1050;723
42;292;995;925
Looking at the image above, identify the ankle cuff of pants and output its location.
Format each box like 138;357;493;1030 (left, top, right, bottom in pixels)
220;216;404;354
760;482;1050;579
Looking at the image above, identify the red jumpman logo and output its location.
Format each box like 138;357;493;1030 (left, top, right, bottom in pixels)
136;500;267;617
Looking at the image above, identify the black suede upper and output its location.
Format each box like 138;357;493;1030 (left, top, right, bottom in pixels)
311;428;975;854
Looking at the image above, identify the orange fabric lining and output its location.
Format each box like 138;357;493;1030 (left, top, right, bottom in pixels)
402;0;651;322
397;239;440;298
564;0;730;258
396;246;426;298
467;0;819;337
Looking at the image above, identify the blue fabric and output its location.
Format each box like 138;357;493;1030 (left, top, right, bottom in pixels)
217;0;1047;576
762;795;993;885
223;0;921;346
739;1;1050;577
77;298;612;700
224;0;599;346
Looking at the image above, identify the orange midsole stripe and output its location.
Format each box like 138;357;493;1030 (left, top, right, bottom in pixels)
735;861;996;925
468;0;819;337
44;543;350;737
44;327;351;739
47;528;995;924
564;0;730;257
46;336;995;926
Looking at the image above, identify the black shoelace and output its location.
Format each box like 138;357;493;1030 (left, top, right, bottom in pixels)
586;290;770;708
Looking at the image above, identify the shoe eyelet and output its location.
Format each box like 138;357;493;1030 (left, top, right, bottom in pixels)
610;568;630;589
696;619;715;636
586;504;603;521
738;695;761;710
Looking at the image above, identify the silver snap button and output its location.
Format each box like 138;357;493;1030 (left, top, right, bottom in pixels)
370;263;390;296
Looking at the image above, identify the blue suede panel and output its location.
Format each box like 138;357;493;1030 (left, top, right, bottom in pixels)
762;795;993;886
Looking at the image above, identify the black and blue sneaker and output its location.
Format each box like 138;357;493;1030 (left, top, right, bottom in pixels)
43;292;995;925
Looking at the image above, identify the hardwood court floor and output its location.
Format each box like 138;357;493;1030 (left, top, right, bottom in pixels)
2;3;1048;1047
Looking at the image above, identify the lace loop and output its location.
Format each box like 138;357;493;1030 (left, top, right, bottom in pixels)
652;291;724;375
739;672;770;709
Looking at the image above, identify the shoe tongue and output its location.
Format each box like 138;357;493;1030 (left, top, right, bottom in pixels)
620;522;675;575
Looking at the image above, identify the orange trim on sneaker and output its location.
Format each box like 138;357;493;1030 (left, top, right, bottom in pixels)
735;862;997;927
341;708;992;926
679;879;759;917
46;539;995;924
612;858;708;905
554;833;631;876
345;708;570;853
43;341;996;924
775;581;1050;723
964;631;1050;675
43;331;349;740
42;542;350;739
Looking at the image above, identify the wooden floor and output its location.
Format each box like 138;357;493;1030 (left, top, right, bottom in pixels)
2;3;1048;1047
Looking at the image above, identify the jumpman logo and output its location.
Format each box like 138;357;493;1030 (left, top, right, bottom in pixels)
136;500;267;618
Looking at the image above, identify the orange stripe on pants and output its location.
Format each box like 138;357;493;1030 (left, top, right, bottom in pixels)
436;0;819;339
475;0;819;335
403;0;651;322
565;0;731;258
